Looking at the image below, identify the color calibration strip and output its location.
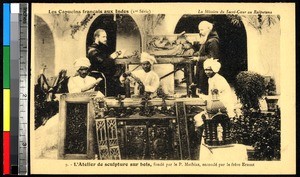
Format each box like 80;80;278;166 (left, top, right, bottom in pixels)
3;3;11;175
3;3;28;175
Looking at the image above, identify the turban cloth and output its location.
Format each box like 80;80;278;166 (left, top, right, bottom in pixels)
140;52;157;65
74;57;91;71
203;58;221;73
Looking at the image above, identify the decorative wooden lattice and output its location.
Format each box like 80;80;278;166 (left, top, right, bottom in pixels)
95;118;121;160
106;118;121;160
95;119;110;160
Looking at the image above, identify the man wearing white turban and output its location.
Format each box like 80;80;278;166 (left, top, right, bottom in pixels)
198;58;235;118
192;59;245;161
120;52;160;97
68;57;103;93
192;58;235;160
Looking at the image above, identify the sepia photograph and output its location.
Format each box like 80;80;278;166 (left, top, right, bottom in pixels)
30;2;295;174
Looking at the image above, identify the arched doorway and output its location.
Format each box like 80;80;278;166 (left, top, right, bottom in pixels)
34;15;55;79
86;14;141;56
175;15;247;84
86;14;141;96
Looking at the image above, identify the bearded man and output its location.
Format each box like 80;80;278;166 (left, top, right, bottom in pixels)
192;21;220;95
87;29;122;96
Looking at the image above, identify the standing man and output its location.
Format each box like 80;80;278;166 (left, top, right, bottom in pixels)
193;59;244;161
201;58;234;117
87;28;122;96
192;21;220;95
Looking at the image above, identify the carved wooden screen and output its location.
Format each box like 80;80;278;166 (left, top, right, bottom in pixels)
58;92;97;159
117;118;177;160
102;97;206;160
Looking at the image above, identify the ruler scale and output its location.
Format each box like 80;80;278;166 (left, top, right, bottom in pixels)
10;3;21;175
18;3;28;176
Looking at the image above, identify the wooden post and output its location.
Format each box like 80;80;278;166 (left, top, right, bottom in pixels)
175;101;191;159
58;94;67;159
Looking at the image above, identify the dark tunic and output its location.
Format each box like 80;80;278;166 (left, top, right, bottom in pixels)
195;31;220;95
87;42;123;96
87;42;116;77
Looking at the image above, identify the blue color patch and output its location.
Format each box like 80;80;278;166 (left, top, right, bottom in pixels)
3;3;10;45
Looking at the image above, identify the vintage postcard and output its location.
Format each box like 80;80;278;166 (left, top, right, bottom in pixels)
30;2;295;174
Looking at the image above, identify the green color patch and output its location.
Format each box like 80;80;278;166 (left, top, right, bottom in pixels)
3;46;10;88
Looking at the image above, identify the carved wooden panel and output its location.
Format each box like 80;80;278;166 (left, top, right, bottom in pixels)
65;103;88;154
58;94;206;160
116;118;181;160
125;126;148;160
58;93;96;159
148;126;172;160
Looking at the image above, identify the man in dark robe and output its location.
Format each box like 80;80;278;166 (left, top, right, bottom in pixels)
192;21;220;95
87;29;122;97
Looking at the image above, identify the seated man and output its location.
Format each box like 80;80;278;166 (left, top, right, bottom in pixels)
120;52;160;97
68;57;103;93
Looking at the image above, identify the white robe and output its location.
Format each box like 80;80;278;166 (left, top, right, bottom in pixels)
120;69;160;96
208;73;235;117
68;75;96;93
